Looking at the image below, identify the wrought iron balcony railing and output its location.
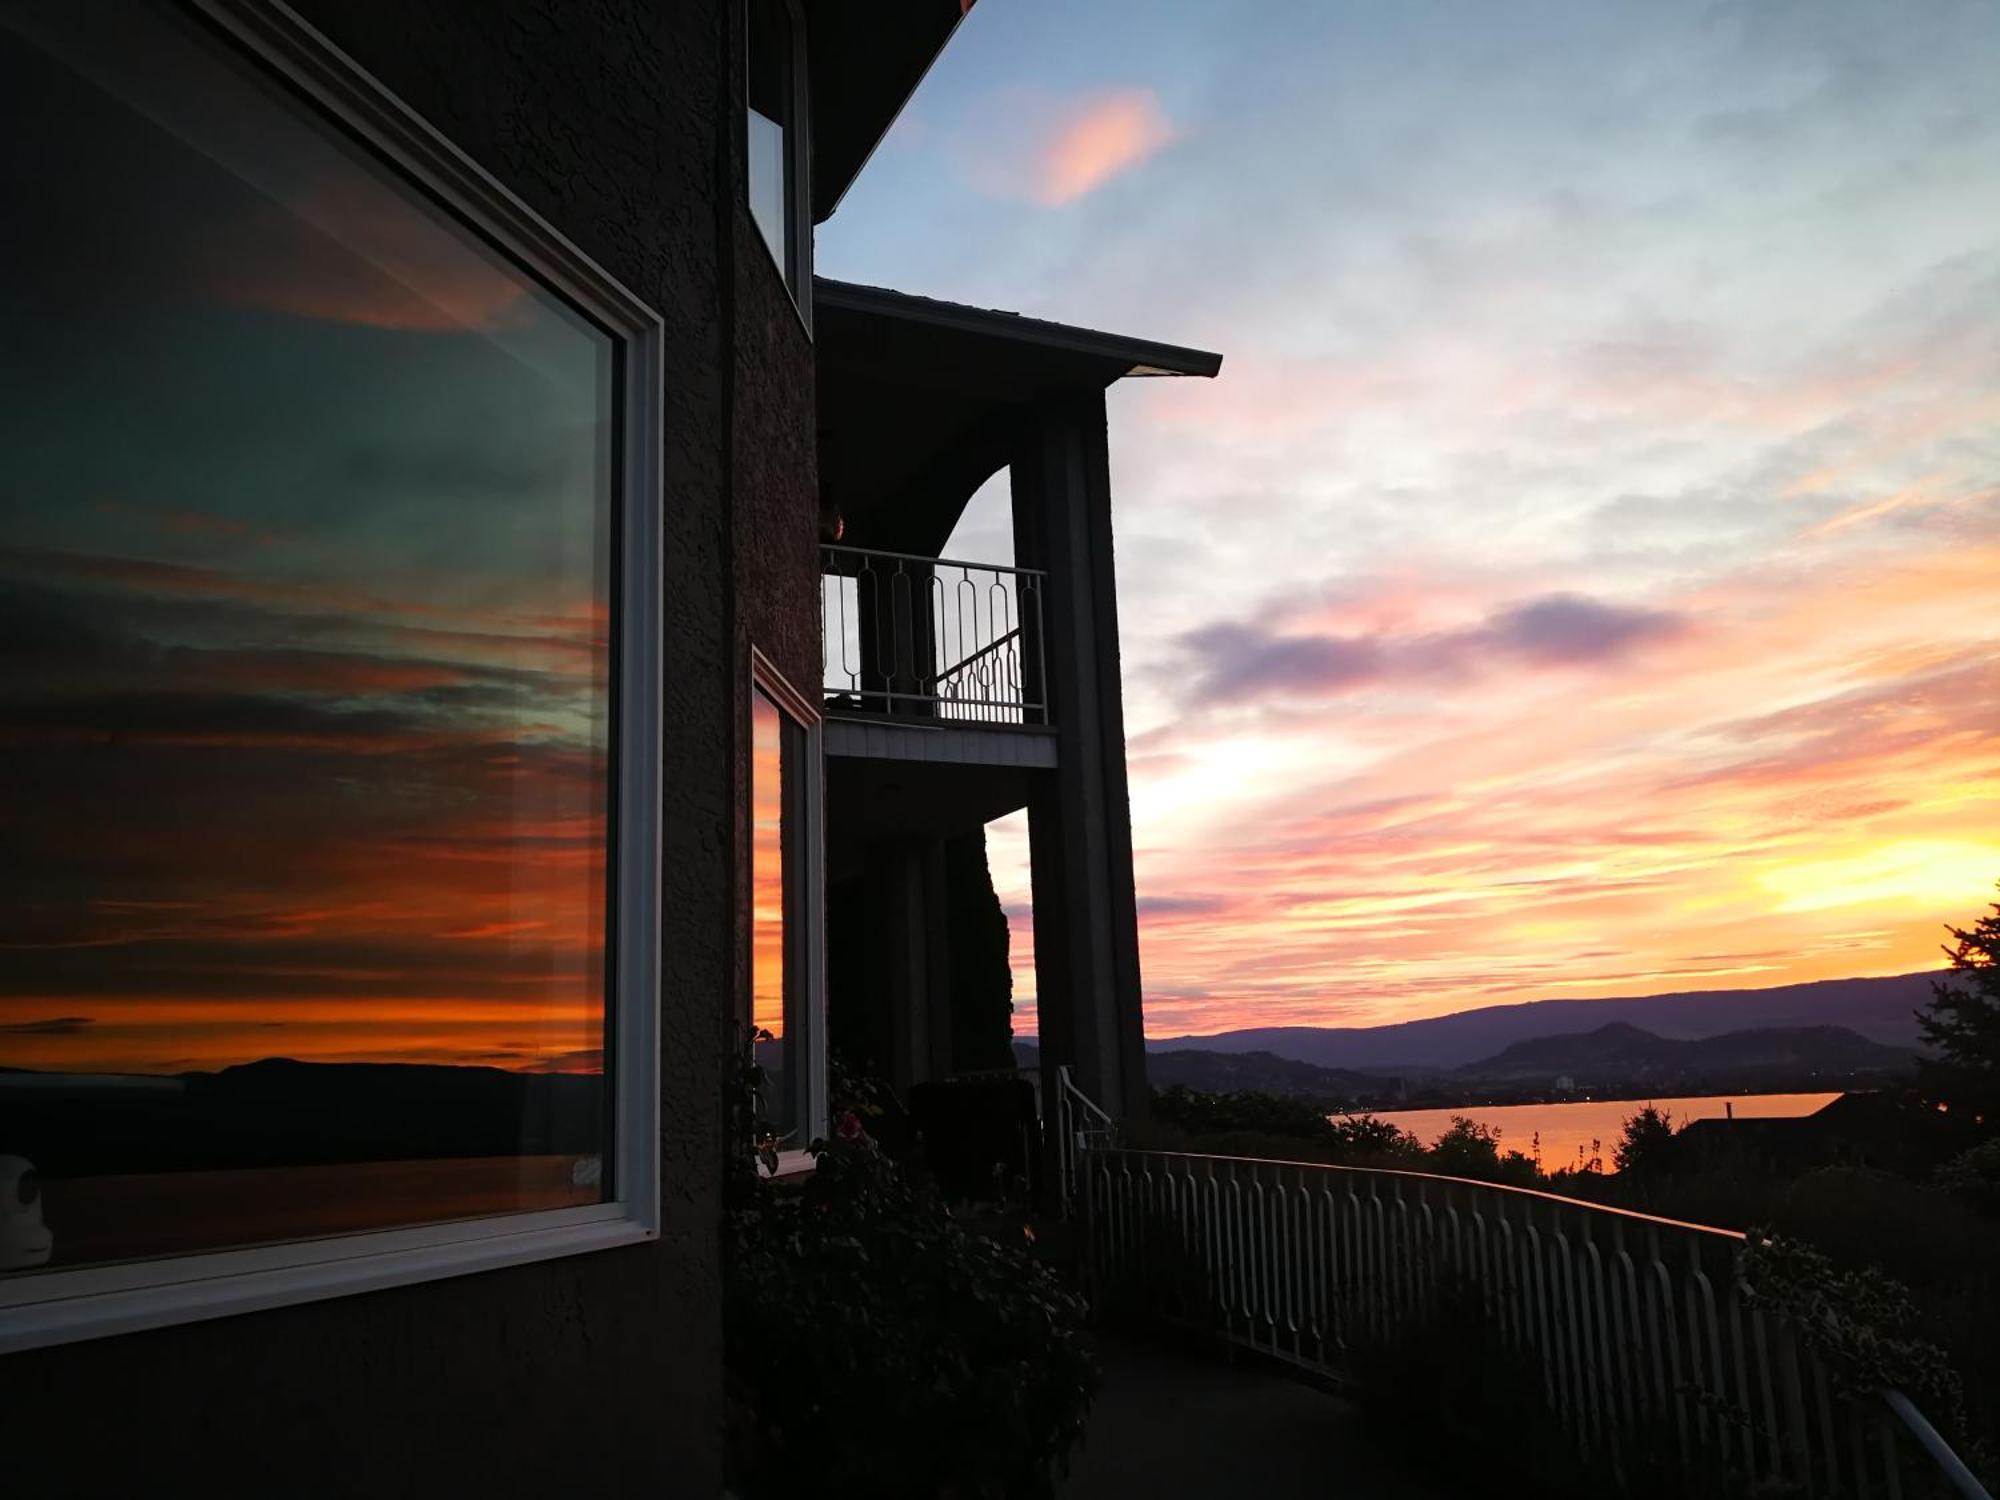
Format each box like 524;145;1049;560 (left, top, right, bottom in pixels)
1077;1147;1992;1499
821;544;1048;726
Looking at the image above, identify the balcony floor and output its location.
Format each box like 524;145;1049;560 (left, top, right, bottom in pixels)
1059;1338;1441;1499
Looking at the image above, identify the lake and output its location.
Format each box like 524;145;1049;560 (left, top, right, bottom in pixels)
1363;1092;1842;1172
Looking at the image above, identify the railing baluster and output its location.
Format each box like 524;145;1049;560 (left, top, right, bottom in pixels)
820;544;1051;723
1066;1148;1988;1500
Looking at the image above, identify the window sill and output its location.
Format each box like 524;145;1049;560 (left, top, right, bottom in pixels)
0;1206;654;1355
764;1148;819;1181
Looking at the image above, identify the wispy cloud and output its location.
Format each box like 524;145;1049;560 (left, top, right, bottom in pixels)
960;87;1175;206
1179;591;1687;704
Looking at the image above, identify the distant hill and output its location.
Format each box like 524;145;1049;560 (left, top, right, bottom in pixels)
1146;1048;1384;1100
1149;971;1943;1072
1460;1022;1916;1086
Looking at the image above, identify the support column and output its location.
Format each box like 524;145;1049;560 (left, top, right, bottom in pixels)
1012;391;1149;1121
880;835;954;1094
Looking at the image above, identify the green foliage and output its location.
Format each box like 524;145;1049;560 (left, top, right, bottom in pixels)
1614;1104;1682;1177
1143;1085;1424;1166
724;1128;1097;1499
1919;889;2000;1134
1149;1083;1338;1143
1740;1233;1972;1451
1330;1111;1427;1160
1936;1136;2000;1213
1427;1114;1542;1186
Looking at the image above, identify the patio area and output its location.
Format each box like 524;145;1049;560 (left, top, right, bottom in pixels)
1059;1338;1440;1500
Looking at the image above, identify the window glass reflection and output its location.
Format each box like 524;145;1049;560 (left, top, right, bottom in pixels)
751;689;790;1142
0;4;616;1274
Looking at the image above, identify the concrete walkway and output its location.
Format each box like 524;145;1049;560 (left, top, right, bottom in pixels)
1058;1338;1438;1500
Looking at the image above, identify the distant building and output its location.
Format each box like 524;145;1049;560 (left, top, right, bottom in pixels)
1677;1091;1965;1173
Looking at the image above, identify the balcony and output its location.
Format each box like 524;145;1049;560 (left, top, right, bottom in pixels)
822;544;1048;728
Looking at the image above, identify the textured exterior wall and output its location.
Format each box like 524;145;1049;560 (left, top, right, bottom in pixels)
4;2;823;1494
730;118;822;1041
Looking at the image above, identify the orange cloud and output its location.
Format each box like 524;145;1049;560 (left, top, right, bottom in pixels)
206;182;529;332
966;88;1176;206
1118;531;2000;1034
1035;90;1176;204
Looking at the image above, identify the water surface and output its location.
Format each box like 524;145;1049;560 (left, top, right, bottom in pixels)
1364;1092;1842;1172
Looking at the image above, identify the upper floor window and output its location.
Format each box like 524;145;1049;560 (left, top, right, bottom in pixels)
747;0;811;315
0;0;662;1350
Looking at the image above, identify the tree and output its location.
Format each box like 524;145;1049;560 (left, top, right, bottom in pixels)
1613;1104;1680;1177
1917;886;2000;1135
1329;1112;1424;1161
1428;1116;1539;1185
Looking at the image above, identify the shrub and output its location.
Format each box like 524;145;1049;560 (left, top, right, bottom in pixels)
1144;1085;1423;1166
1739;1232;1974;1460
1936;1136;2000;1214
724;1128;1097;1499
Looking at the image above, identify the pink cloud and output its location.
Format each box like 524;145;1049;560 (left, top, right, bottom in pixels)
965;89;1175;206
1035;90;1175;204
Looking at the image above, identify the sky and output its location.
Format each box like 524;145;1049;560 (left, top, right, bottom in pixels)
0;9;611;1077
820;0;2000;1037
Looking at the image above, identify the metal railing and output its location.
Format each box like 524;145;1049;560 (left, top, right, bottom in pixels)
1078;1148;1991;1499
822;544;1048;726
1051;1064;1115;1220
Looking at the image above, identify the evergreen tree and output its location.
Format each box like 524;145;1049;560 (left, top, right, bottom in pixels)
1917;886;2000;1135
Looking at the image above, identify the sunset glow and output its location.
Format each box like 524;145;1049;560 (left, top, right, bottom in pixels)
833;0;2000;1038
0;20;612;1079
751;692;786;1040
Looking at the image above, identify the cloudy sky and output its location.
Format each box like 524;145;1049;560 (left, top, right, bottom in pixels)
821;0;2000;1036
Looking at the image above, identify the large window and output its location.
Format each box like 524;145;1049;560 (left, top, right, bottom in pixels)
0;2;661;1349
749;653;825;1164
747;0;811;314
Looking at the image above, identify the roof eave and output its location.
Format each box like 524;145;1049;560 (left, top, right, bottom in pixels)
814;277;1224;380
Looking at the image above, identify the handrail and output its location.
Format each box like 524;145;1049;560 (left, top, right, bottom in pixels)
1107;1147;1747;1240
1051;1065;1115;1221
929;626;1022;685
1058;1064;1114;1132
1881;1390;1995;1500
1075;1145;1989;1499
822;542;1049;580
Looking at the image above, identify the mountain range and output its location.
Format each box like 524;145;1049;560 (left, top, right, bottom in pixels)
1148;970;1942;1072
1132;1021;1916;1103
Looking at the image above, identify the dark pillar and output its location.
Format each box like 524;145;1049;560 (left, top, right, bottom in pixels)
1011;391;1149;1120
878;834;954;1094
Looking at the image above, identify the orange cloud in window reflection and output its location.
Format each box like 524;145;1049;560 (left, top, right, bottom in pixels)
0;536;609;1075
750;693;785;1039
207;182;530;332
0;995;603;1075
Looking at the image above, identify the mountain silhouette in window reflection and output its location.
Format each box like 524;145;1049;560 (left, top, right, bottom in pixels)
1;1058;604;1179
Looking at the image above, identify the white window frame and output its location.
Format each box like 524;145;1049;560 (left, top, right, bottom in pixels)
748;647;827;1172
0;0;665;1355
745;0;813;333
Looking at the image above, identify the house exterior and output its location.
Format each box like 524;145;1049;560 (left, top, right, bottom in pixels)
0;1;1214;1492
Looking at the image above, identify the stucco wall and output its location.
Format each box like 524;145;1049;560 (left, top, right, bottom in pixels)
5;2;822;1494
